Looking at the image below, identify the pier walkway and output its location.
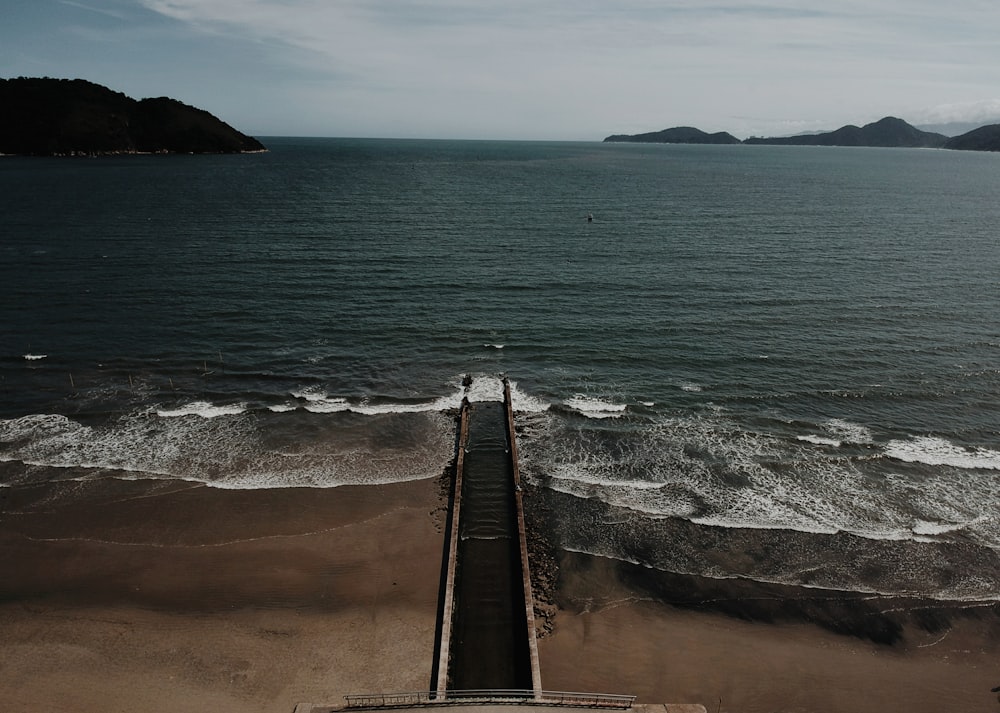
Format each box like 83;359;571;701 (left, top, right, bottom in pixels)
434;378;541;694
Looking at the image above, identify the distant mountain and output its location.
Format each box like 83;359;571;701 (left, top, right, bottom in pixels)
943;124;1000;152
917;120;1000;137
604;126;742;145
744;117;947;148
0;77;265;156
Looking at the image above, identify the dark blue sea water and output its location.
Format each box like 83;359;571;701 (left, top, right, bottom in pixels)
3;138;1000;601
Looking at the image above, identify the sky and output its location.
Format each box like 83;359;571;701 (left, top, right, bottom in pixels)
3;0;1000;140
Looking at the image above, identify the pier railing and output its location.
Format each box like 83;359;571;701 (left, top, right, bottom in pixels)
344;690;636;709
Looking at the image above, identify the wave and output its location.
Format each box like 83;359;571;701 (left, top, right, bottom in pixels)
507;380;551;413
885;436;1000;470
23;354;48;361
0;409;455;490
546;469;671;492
517;409;1000;550
156;385;464;419
558;546;1000;603
156;401;248;418
795;419;873;448
563;395;628;419
823;418;873;444
541;465;999;548
0;371;552;489
797;434;842;446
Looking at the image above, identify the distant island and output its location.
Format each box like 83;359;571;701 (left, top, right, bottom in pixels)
606;116;1000;152
744;117;946;148
0;77;265;156
604;126;741;145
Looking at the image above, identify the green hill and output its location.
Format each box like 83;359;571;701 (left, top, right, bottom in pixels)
0;77;265;156
943;124;1000;152
604;126;741;144
743;117;947;148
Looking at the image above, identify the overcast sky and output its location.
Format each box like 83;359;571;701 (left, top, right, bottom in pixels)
4;0;1000;140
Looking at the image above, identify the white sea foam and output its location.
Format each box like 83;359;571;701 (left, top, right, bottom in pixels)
640;401;655;407
911;519;973;537
289;382;465;415
823;418;873;444
23;354;47;361
459;375;550;412
302;397;350;413
680;383;702;393
156;401;248;418
0;409;455;490
484;343;505;349
797;419;872;448
507;380;550;413
547;468;668;491
465;376;504;403
349;393;463;415
290;386;330;402
564;395;627;419
558;547;1000;602
145;377;548;421
885;436;1000;471
518;409;1000;549
797;434;842;447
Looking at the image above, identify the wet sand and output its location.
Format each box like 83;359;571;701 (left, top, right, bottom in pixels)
0;473;447;713
537;550;1000;713
4;469;1000;713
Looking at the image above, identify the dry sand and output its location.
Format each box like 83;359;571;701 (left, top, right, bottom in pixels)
0;475;447;713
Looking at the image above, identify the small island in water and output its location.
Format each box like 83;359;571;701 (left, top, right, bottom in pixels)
603;126;741;145
0;77;265;156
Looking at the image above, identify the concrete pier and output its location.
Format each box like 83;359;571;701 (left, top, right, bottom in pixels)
435;377;541;693
446;399;533;690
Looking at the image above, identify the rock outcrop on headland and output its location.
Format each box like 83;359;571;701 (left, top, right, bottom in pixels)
0;77;265;156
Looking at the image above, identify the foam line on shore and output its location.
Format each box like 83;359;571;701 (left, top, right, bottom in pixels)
558;545;1000;603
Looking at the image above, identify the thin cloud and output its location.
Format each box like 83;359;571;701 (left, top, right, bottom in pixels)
913;99;1000;125
59;0;128;20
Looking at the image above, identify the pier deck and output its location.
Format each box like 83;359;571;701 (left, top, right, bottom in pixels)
447;400;533;690
436;378;540;693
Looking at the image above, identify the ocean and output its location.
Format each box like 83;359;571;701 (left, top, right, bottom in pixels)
2;137;999;603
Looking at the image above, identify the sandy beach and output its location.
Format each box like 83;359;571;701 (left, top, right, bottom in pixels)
3;467;1000;713
0;472;447;713
536;549;1000;713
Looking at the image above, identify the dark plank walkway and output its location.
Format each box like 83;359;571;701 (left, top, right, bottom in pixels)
447;400;533;691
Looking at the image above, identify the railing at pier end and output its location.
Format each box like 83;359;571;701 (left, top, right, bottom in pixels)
344;690;636;709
